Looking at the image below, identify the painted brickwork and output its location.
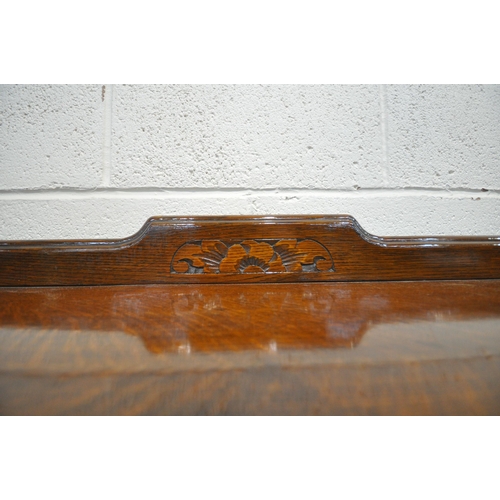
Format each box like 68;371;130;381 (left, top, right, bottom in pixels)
1;85;499;239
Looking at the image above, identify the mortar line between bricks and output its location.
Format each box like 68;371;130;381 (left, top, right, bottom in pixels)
379;84;389;186
101;84;113;187
0;187;499;200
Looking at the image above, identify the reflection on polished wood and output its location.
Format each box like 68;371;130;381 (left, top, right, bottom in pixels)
1;280;500;415
2;281;500;354
1;215;500;415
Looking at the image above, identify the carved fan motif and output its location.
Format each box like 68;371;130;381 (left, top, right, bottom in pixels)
171;239;334;274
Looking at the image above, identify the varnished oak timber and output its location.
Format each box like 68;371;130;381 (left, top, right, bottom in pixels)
1;214;500;415
1;280;500;415
1;215;500;286
2;281;500;354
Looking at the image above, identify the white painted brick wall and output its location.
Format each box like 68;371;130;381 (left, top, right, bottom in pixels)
386;85;500;189
112;85;384;189
1;84;499;240
1;85;104;190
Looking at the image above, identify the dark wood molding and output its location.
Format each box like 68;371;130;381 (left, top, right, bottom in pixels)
1;214;500;286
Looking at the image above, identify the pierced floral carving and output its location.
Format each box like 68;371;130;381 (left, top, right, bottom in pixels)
171;239;334;274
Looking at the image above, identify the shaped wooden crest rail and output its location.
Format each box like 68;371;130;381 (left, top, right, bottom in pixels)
1;215;499;286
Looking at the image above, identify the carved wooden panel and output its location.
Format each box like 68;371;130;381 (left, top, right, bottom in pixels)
171;239;335;274
1;215;500;286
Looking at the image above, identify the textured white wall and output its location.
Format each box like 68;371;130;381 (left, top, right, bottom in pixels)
1;84;499;240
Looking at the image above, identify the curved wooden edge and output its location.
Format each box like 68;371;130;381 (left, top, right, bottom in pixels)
1;215;500;286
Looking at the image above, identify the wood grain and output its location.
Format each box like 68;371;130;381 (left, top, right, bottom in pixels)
2;214;499;415
1;281;500;354
1;280;500;415
3;357;498;415
1;215;500;286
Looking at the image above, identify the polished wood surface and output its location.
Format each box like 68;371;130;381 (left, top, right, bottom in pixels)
2;214;499;414
1;280;500;415
1;215;500;286
2;281;500;354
